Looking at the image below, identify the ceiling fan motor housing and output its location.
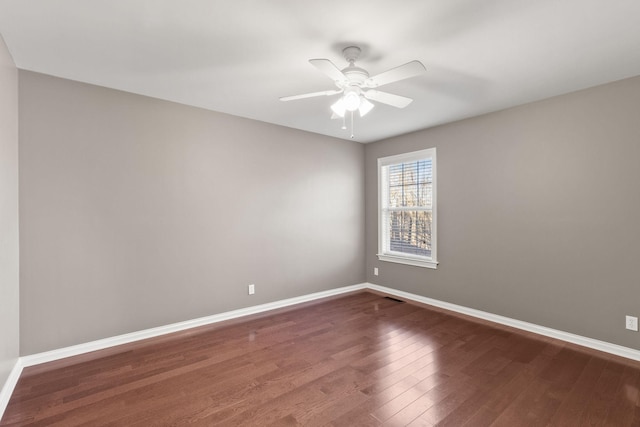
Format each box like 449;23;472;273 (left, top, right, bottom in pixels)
340;46;369;86
341;66;369;85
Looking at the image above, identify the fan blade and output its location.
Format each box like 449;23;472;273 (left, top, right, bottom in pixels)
365;60;426;88
364;90;413;108
279;89;342;102
309;59;347;83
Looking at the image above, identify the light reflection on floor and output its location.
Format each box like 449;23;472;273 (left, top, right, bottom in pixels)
365;300;444;424
625;384;639;406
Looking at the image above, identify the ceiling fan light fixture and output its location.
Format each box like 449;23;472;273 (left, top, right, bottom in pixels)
331;95;373;118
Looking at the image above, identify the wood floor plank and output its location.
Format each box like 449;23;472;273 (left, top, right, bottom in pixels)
602;365;640;426
2;291;640;426
577;359;628;425
546;356;607;426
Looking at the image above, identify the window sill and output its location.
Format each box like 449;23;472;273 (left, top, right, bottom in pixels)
377;253;438;269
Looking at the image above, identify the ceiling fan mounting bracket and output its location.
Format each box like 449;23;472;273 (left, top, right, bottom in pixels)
342;46;362;63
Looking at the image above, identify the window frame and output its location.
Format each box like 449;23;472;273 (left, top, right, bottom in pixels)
377;148;438;269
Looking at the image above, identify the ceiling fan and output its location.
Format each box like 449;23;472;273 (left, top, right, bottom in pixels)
280;46;426;121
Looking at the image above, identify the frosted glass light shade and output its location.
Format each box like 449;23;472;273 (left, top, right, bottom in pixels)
359;98;374;116
331;99;346;117
343;91;361;111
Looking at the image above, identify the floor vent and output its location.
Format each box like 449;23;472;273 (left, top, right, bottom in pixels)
384;296;405;303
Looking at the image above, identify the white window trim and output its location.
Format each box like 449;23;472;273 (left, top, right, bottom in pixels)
377;148;438;269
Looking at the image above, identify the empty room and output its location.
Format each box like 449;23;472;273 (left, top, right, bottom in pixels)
1;1;640;425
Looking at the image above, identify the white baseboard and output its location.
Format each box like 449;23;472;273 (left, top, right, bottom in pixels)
366;283;640;362
18;282;640;367
3;281;640;423
0;359;23;420
21;283;368;367
5;280;638;420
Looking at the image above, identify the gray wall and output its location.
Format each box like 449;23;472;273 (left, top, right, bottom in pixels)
366;75;640;350
19;71;365;355
0;34;19;388
14;66;640;356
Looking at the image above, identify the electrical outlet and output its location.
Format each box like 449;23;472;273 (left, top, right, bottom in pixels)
248;284;255;295
626;315;638;331
374;267;379;276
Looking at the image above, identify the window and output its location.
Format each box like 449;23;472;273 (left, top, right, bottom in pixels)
378;148;437;269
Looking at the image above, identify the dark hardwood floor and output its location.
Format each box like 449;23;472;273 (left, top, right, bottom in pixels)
2;291;640;426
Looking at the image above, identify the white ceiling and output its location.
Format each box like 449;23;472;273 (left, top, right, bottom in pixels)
1;0;640;143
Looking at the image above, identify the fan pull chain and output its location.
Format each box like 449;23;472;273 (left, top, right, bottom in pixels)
350;111;355;139
341;115;346;130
